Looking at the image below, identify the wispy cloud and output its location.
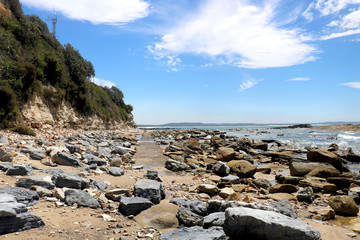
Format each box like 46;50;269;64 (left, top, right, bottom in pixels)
21;0;149;24
287;77;311;81
239;77;262;92
321;29;360;40
93;77;115;88
150;0;317;69
341;82;360;89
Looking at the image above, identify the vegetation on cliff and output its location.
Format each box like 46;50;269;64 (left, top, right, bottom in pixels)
0;0;133;128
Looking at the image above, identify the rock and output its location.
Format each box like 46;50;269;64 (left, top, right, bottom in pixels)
0;187;39;206
307;149;343;172
118;196;153;216
306;168;341;178
144;170;159;180
20;148;46;160
121;152;133;163
0;148;13;162
114;146;135;155
177;207;204;226
168;145;183;152
0;162;13;171
16;175;55;189
0;135;8;145
326;177;352;190
110;158;122;167
270;200;297;218
30;186;53;197
159;226;226;240
108;167;124;176
203;212;226;228
316;208;335;221
267;193;296;201
328;195;359;216
232;184;248;193
65;144;81;154
349;187;360;204
198;184;219;196
52;152;79;166
299;178;336;193
221;175;240;184
276;175;304;185
6;164;34;176
65;189;99;208
269;184;298;194
289;161;338;177
105;189;131;201
219;187;235;199
42;168;63;175
224;207;321;240
253;179;271;189
165;159;188;171
226;160;257;178
134;201;179;229
216;147;235;161
207;200;278;214
212;161;230;177
170;198;207;216
91;180;109;190
297;187;315;203
134;180;165;204
267;151;297;163
83;154;107;166
253;142;268;151
186;139;202;151
52;172;90;190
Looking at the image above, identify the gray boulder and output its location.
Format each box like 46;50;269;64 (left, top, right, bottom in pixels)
114;146;135;155
65;189;99;208
177;207;203;227
144;170;159;180
165;159;188;171
0;187;39;206
52;152;79;166
253;178;272;189
0;135;8;145
0;162;13;171
91;180;109;190
108;167;124;176
134;180;165;204
207;200;278;214
170;198;207;216
221;175;240;184
118;196;153;216
203;212;226;228
6;164;34;176
42;168;64;175
213;161;230;177
83;154;107;166
21;148;46;160
52;172;90;189
65;144;81;154
270;200;297;218
297;187;315;203
16;175;55;189
159;226;226;240
224;207;321;240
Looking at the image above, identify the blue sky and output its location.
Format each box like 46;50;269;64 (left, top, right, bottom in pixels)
20;0;360;124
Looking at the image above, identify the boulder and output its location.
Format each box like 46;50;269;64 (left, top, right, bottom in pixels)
52;172;90;190
0;187;39;206
110;158;122;167
270;200;297;218
165;159;188;171
65;144;81;154
203;212;226;228
170;198;207;216
328;196;359;216
307;149;343;172
83;154;107;166
6;164;34;176
0;148;12;162
134;180;165;204
216;147;235;161
118;196;153;216
299;178;336;193
224;207;321;240
144;170;160;180
297;187;315;203
20;148;46;160
213;161;230;177
0;135;8;145
52;152;79;166
198;184;219;196
289;161;338;177
159;226;226;240
226;160;257;178
305;168;341;178
105;188;131;201
253;179;271;189
349;187;360;204
91;180;109;190
65;189;99;208
221;175;240;184
269;184;298;194
16;175;55;189
108;167;124;176
219;188;235;199
177;207;204;227
134;201;179;229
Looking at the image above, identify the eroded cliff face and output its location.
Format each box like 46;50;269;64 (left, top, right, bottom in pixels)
21;95;136;130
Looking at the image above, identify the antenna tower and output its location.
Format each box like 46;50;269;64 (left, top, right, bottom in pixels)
48;11;58;38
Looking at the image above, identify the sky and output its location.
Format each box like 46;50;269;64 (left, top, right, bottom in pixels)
19;0;360;125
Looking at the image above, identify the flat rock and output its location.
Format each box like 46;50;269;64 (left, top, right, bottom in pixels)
134;180;165;204
91;180;109;190
159;226;226;240
20;148;46;160
177;207;203;227
224;207;321;240
221;175;240;184
118;196;153;216
269;184;298;194
83;154;107;166
16;175;55;189
0;187;39;206
299;178;336;193
52;172;90;190
198;184;219;196
267;193;296;201
165;159;188;171
108;167;124;176
52;152;79;166
307;149;343;172
289;161;338;177
170;198;207;216
64;189;99;208
203;212;226;228
226;160;257;178
105;188;131;201
6;164;34;176
0;212;44;234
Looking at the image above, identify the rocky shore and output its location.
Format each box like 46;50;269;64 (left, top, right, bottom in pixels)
0;127;360;239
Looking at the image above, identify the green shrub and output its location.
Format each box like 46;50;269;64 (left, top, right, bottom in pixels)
0;82;20;127
9;125;36;136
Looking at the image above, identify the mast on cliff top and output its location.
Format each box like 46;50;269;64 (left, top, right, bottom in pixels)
48;10;58;38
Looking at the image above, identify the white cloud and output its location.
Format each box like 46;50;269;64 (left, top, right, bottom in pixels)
287;77;311;81
150;0;317;69
93;77;116;88
314;0;360;16
21;0;149;24
239;78;262;92
341;82;360;89
340;9;360;29
321;29;360;40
